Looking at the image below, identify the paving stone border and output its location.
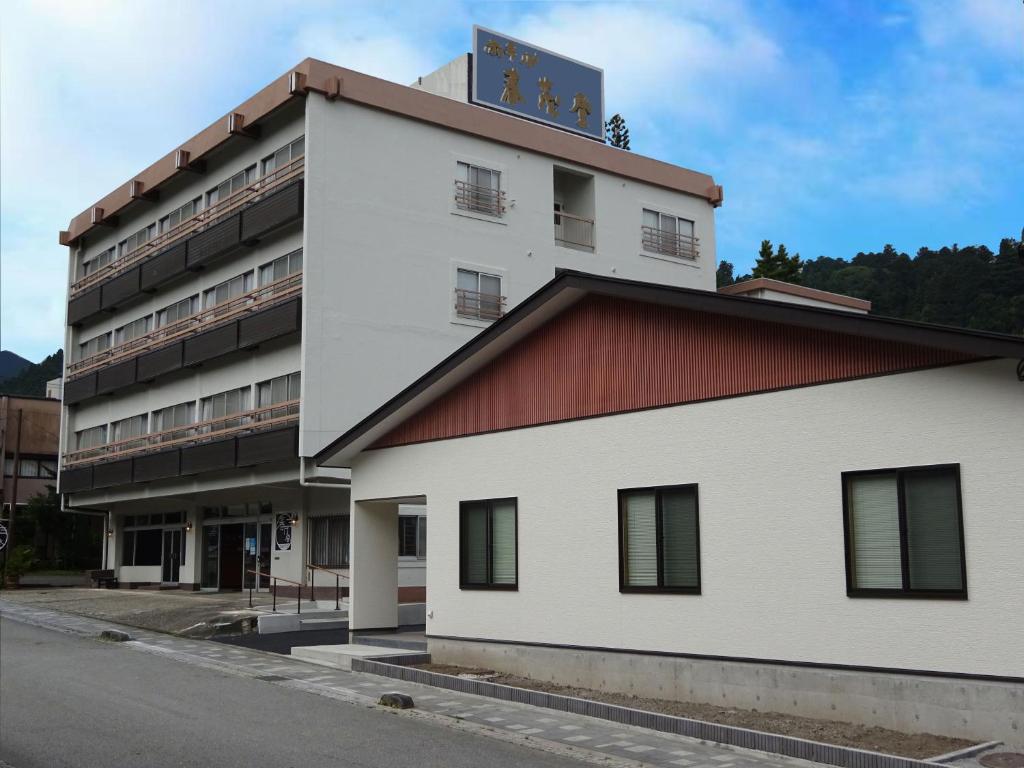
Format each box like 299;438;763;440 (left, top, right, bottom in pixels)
353;658;953;768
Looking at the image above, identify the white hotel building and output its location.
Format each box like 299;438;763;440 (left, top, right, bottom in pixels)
57;55;723;595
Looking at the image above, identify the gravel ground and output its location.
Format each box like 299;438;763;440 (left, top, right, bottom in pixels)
415;663;974;760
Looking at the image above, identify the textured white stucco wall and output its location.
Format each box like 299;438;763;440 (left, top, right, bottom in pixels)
352;359;1024;677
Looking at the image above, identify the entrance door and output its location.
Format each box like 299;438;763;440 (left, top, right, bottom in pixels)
162;529;183;583
259;523;271;589
219;524;244;590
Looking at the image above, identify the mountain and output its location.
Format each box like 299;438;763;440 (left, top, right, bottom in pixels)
0;351;32;381
0;350;64;397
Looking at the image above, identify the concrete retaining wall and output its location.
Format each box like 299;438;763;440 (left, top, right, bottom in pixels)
428;636;1022;745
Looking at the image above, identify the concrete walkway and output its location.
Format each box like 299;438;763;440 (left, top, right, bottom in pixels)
0;598;824;768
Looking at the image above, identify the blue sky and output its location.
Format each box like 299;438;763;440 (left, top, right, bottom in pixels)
1;0;1021;362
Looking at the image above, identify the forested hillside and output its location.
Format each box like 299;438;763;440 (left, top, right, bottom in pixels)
717;237;1024;335
0;349;64;397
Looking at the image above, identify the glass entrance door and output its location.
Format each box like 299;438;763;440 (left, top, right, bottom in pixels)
201;526;220;589
162;529;183;583
242;522;273;591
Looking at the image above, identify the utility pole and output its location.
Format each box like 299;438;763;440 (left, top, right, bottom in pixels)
7;408;23;552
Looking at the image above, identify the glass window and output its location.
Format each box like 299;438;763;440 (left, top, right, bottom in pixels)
158;197;202;234
200;386;251;423
261;137;305;176
619;485;701;593
455;161;502;216
75;425;108;450
642;209;696;258
151;401;195;433
256;372;300;408
155;295;198;328
203;271;253;310
309;515;349;568
78;331;112;361
110;414;147;443
81;247;115;278
455;268;503;321
206;165;256;207
18;459;40;478
399;515;427;559
258;250;303;287
459;499;516;589
114;315;153;345
118;223;156;259
844;465;965;597
38;459;58;478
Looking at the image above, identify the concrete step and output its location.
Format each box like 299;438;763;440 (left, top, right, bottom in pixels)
298;617;348;632
290;644;428;671
258;609;347;635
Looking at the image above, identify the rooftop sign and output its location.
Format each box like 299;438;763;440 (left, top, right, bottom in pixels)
471;25;604;140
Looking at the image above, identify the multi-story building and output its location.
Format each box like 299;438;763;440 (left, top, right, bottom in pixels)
57;54;723;593
2;395;61;516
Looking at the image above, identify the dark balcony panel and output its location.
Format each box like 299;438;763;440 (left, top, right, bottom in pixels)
240;180;304;243
92;458;134;489
95;358;137;395
136;342;183;381
133;448;181;483
140;242;188;292
238;298;302;349
63;373;98;405
67;287;102;326
236;426;298;467
60;465;94;493
183;322;238;367
180;437;236;475
186;214;242;270
100;266;141;310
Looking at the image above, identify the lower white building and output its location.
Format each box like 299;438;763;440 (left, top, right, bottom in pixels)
317;270;1024;744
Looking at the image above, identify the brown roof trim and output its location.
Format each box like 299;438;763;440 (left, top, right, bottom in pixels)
719;278;871;311
314;269;1024;467
61;58;722;247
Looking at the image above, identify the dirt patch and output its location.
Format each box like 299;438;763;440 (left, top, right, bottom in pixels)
412;663;974;759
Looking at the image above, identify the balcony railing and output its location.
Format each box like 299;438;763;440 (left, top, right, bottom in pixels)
63;399;300;468
554;211;595;250
454;288;506;321
70;155;306;298
66;272;303;379
641;225;700;260
454;180;505;217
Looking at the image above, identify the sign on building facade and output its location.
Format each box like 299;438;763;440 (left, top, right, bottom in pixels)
471;26;604;140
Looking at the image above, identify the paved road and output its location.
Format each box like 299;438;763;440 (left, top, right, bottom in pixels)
0;618;593;768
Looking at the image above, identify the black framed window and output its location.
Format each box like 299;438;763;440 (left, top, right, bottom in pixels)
459;498;517;589
398;515;426;559
309;515;349;568
619;485;701;594
843;464;966;599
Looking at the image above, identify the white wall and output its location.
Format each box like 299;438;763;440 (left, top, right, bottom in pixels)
301;96;718;457
352;359;1024;677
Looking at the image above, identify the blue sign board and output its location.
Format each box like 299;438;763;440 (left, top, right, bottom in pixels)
471;26;604;140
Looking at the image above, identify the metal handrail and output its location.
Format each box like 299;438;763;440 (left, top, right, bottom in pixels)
554;210;595;249
307;563;350;611
70;156;305;297
67;272;303;378
454;288;506;321
63;400;300;466
247;569;303;614
453;179;504;216
641;225;699;260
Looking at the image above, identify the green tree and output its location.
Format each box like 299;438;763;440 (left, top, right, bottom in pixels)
716;261;736;288
604;114;630;150
752;240;803;283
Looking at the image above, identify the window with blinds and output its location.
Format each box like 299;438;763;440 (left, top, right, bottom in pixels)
309;515;349;568
619;485;701;593
459;498;517;589
843;465;966;598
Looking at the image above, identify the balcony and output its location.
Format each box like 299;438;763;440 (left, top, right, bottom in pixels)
69;155;305;299
554;211;595;250
641;225;699;261
454;288;506;322
63;400;299;469
453;180;505;217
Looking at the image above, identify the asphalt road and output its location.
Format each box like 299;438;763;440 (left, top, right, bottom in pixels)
0;617;589;768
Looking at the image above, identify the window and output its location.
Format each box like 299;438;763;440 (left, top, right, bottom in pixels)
258;250;303;287
110;414;147;443
78;331;111;361
261;136;304;176
118;223;156;258
75;425;108;450
121;528;162;567
459;498;516;589
206;165;256;207
200;386;251;423
158;197;202;234
81;247;114;278
843;465;966;599
257;372;300;409
114;315;152;345
619;485;701;593
17;459;39;478
455;161;503;216
455;268;503;321
642;209;697;259
155;295;198;328
39;459;58;478
399;515;427;559
151;401;195;434
309;515;349;568
203;271;253;309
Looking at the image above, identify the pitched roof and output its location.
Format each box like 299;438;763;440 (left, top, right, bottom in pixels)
315;270;1024;467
